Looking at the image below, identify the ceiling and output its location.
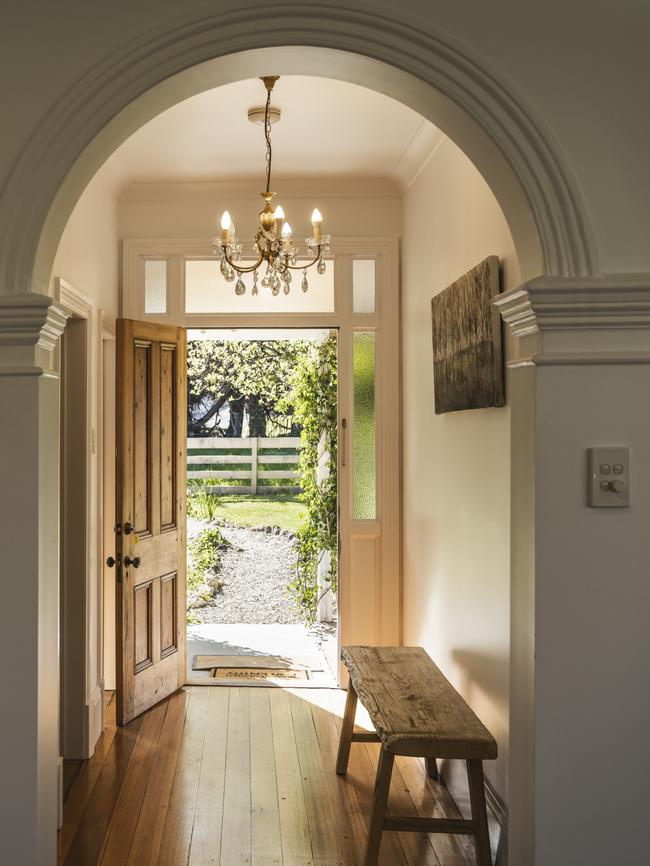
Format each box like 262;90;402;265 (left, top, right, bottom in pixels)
102;76;442;192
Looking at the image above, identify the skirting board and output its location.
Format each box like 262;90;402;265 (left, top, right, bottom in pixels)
438;757;508;866
57;756;64;830
85;685;104;758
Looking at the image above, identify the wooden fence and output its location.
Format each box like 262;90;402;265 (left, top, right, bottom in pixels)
187;436;303;495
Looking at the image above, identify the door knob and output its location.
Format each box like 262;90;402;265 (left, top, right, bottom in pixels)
123;522;135;535
106;556;120;568
124;555;141;568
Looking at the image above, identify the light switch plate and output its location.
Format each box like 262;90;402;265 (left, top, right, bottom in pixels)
588;447;630;508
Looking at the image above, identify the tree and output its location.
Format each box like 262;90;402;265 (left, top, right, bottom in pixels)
187;339;311;437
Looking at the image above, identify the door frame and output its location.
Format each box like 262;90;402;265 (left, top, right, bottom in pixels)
122;237;401;674
56;278;106;762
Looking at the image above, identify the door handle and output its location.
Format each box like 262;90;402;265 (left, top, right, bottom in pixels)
124;555;141;569
106;555;120;568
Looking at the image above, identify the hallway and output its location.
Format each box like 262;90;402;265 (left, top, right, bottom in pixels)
58;688;477;866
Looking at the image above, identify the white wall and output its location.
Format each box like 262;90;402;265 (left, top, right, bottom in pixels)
401;136;520;808
532;363;650;866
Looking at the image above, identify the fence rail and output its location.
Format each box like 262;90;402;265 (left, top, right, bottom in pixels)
187;436;303;495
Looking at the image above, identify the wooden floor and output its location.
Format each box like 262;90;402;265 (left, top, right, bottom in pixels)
59;688;477;866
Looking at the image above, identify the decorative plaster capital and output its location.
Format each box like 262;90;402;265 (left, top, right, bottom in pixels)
495;276;650;366
0;292;67;376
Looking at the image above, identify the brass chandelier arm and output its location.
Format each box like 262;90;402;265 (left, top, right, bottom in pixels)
283;246;323;271
220;250;265;274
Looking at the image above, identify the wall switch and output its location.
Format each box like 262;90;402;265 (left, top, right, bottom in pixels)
588;447;630;508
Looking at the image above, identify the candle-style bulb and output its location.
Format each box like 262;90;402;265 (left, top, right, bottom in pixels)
274;206;285;221
281;221;292;251
311;208;322;242
220;211;232;243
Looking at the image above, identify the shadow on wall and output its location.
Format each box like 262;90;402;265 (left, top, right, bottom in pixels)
451;648;510;717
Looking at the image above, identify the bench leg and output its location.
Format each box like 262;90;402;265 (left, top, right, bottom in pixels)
466;759;492;866
336;682;358;775
364;748;394;866
425;757;439;781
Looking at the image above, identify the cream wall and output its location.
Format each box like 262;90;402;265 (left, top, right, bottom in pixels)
402;136;520;807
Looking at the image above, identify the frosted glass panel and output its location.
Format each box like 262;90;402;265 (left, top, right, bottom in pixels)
185;259;334;313
353;260;376;314
353;331;376;519
144;260;167;313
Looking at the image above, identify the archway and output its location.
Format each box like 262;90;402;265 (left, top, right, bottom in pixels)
0;11;598;304
0;12;599;865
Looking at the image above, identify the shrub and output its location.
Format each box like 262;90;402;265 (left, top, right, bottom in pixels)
188;526;230;594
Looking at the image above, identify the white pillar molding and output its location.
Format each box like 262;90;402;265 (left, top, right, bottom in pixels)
0;292;66;866
497;274;650;866
0;291;67;374
495;275;650;366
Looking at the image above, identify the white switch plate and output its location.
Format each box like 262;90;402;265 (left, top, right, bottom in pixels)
588;447;630;508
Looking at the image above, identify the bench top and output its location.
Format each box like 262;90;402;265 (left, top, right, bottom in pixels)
341;646;498;760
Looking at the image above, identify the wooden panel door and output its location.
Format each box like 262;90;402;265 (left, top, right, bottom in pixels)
115;319;186;725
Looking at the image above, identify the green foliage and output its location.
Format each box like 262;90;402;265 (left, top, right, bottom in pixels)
283;335;338;622
187;481;220;521
187;339;312;436
188;526;230;595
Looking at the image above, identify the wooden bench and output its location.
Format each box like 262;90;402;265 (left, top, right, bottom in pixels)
336;646;498;866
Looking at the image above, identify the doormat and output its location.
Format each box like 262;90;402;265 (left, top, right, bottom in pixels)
192;654;322;672
190;653;336;687
211;667;309;681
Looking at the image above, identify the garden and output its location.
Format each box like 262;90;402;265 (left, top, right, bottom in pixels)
185;332;338;632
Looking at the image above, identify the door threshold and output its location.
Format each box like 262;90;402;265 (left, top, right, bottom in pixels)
185;676;340;689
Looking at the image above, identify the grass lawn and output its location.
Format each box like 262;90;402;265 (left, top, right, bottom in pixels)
212;494;307;533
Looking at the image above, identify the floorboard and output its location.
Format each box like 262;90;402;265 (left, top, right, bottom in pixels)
59;686;479;866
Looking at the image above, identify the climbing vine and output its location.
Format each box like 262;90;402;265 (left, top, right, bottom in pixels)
284;335;338;622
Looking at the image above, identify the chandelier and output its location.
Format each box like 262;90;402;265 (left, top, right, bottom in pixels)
213;75;331;297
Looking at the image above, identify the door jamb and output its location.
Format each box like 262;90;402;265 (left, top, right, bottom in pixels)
56;278;105;763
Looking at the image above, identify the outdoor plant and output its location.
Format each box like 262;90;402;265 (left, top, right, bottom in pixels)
188;526;230;595
187;480;220;521
187;527;225;624
284;334;338;622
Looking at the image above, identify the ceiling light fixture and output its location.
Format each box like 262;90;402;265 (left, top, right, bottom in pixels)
213;76;331;297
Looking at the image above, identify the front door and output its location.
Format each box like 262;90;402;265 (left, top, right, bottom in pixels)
115;319;187;725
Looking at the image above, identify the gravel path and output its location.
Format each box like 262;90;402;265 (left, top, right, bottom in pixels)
191;522;304;624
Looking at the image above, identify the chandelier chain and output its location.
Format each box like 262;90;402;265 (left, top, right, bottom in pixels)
264;88;272;195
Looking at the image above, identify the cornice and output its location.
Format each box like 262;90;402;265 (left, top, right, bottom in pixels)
119;177;402;203
55;277;93;320
0;293;67;350
495;276;650;366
